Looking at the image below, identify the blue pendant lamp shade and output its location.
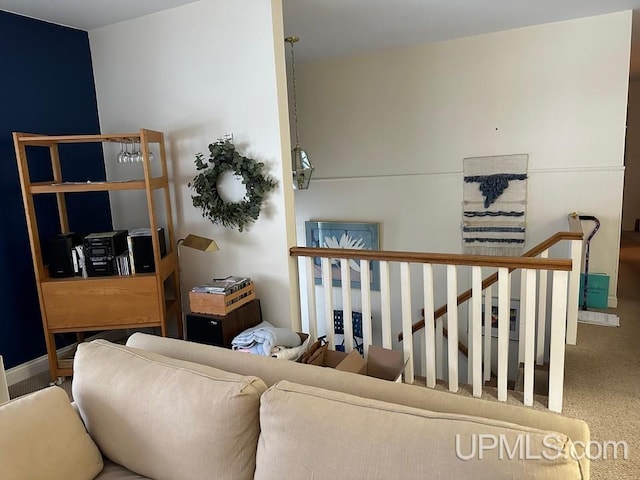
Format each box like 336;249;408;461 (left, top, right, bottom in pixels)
286;36;314;190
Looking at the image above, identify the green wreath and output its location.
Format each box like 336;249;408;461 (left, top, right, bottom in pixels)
189;138;277;232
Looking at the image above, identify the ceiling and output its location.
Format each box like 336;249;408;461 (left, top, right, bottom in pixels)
282;0;640;62
1;0;640;69
0;0;199;31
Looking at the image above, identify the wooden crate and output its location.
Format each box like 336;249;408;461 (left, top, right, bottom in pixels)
189;283;256;316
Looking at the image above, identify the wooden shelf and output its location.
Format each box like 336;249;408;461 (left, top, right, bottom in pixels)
29;176;168;194
15;129;164;145
31;180;145;193
13;128;182;381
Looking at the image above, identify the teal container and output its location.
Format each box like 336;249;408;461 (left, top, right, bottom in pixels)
579;273;609;309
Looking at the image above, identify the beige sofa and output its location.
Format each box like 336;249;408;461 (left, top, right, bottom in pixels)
0;334;590;480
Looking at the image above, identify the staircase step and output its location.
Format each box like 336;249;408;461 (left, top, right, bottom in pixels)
514;363;549;396
483;376;517;391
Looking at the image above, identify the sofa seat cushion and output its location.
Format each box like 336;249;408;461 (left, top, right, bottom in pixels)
94;460;152;479
255;381;584;480
0;386;103;480
73;340;267;480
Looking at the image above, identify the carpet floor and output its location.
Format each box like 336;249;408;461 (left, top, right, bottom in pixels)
560;233;640;479
8;369;72;400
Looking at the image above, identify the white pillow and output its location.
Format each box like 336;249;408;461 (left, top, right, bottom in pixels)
0;386;103;480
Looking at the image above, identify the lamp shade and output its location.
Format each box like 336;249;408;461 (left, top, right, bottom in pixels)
178;234;219;252
292;146;314;190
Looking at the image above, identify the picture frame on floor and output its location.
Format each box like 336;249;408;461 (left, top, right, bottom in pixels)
305;221;380;291
481;298;520;341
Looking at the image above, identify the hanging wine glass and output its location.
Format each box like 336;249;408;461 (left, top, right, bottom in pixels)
125;141;134;163
132;141;142;163
117;142;127;164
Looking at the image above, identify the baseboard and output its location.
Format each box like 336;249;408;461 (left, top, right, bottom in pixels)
608;295;618;308
6;330;125;386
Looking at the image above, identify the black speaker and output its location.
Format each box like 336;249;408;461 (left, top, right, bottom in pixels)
186;299;262;348
130;227;166;273
47;232;81;278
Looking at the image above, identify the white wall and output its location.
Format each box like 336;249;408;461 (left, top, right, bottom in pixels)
623;80;640;231
89;0;299;328
295;12;631;370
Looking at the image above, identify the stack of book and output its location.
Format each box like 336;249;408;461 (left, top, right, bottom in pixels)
191;276;251;295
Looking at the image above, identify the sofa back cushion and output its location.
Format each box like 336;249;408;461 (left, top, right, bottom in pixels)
255;381;584;480
73;340;266;480
0;386;103;480
125;334;589;443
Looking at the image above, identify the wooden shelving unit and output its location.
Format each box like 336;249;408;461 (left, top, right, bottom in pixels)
13;128;182;381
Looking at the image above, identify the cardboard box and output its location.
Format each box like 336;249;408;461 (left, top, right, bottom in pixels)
579;273;609;309
308;345;406;382
189;283;255;316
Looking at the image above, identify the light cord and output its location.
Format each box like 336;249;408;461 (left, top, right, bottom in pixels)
287;38;300;148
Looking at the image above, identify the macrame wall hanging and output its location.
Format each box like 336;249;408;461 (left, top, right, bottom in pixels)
462;154;528;256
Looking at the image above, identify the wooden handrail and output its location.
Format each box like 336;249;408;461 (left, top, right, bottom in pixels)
289;216;583;343
397;227;583;342
290;247;573;271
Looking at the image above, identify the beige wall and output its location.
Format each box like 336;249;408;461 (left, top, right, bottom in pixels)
89;0;299;328
295;11;632;356
623;80;640;231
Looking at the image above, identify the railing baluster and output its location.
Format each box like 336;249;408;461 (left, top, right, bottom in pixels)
537;250;549;365
446;265;459;393
548;270;569;413
401;262;414;383
566;239;583;345
360;259;372;358
380;260;392;349
518;269;527;363
305;257;318;340
483;284;492;382
471;266;482;397
467;300;473;386
340;258;353;352
321;258;334;349
523;269;537;406
497;267;510;402
423;264;436;388
436;315;444;380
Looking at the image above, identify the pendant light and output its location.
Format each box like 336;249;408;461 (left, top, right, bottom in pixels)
285;36;314;190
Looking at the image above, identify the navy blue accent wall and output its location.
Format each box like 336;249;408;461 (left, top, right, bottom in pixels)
0;12;112;369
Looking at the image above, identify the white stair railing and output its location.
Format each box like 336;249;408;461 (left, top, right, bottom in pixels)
292;228;579;413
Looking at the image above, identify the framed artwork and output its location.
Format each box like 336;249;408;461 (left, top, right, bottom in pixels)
481;298;520;341
305;221;380;291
